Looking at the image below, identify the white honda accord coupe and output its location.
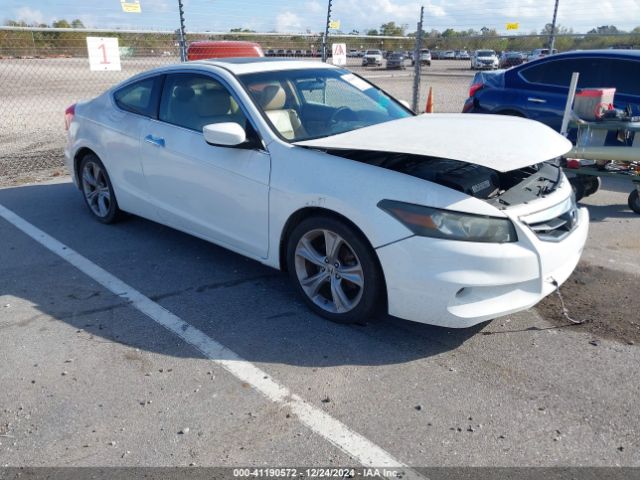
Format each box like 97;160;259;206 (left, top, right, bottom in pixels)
64;58;589;327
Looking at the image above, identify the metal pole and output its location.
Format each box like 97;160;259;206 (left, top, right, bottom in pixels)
560;72;579;136
322;0;333;62
178;0;187;62
411;6;424;113
549;0;559;54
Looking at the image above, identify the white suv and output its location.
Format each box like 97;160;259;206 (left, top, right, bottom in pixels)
362;50;383;67
411;48;431;66
471;50;499;70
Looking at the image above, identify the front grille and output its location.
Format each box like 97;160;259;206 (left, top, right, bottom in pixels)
524;202;579;242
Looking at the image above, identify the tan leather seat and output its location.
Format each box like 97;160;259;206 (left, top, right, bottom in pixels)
259;85;306;140
196;88;233;130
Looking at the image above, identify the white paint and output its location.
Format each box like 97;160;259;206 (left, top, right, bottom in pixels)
65;61;585;328
86;37;121;71
0;203;417;475
296;113;574;173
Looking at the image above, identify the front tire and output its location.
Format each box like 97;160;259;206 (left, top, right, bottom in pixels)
79;154;122;224
286;216;384;324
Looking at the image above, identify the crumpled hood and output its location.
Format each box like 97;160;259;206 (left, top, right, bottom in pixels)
294;113;572;173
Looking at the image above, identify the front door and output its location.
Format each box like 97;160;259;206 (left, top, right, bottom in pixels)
139;72;270;259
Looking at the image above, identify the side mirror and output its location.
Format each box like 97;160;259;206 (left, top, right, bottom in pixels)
203;122;246;147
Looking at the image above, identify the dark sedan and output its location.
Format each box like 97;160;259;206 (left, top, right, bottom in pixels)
463;50;640;131
499;51;525;68
386;53;407;70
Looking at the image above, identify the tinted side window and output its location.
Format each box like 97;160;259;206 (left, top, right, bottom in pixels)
520;58;605;88
603;59;640;96
114;76;162;117
159;73;247;132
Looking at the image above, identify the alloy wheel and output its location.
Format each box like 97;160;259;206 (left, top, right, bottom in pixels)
294;229;364;314
82;161;112;218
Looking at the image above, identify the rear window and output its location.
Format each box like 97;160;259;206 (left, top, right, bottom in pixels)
114;76;162;117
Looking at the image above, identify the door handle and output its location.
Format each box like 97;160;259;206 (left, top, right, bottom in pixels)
144;134;165;147
527;97;547;104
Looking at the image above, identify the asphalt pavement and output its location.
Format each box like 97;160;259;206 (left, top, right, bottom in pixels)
1;178;639;468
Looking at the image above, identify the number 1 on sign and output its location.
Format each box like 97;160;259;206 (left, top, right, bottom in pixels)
98;43;110;64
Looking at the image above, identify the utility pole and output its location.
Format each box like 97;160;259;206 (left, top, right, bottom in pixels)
548;0;559;55
411;6;424;113
178;0;187;62
321;0;333;62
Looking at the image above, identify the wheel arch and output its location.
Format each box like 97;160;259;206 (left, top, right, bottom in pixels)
278;207;382;274
278;205;388;312
73;147;99;188
494;108;527;118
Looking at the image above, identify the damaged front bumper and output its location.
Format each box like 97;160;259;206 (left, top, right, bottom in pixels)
376;199;589;328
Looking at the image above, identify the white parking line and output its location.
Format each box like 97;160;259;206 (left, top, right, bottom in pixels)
0;203;418;474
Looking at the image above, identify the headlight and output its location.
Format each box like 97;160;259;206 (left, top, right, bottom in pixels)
378;200;517;243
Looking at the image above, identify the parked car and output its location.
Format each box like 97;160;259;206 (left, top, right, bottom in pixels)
411;48;431;66
499;51;525;68
276;49;286;57
456;50;471;60
64;57;587;327
186;41;263;60
265;49;276;57
443;50;456;59
386;52;407;69
463;50;640;131
362;49;383;66
471;50;499;70
527;48;558;62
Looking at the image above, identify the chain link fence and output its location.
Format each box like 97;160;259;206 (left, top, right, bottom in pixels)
0;27;429;181
2;25;637;182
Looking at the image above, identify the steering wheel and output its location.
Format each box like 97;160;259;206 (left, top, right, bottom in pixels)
329;106;356;125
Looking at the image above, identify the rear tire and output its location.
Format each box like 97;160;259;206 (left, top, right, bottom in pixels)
79;154;122;224
569;176;587;202
583;176;602;197
628;189;640;214
286;216;384;324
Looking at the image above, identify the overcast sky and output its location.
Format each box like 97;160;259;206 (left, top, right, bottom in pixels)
3;0;639;34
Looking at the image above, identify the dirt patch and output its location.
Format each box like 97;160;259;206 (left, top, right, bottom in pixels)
536;262;640;345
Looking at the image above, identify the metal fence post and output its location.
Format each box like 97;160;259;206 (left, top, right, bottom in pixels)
411;6;424;113
177;0;187;61
549;0;559;54
321;0;333;62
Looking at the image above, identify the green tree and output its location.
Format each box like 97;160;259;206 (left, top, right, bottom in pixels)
71;19;85;29
587;25;621;35
379;22;404;36
52;19;71;28
365;29;378;36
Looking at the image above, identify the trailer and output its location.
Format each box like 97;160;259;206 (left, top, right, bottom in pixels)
560;72;640;214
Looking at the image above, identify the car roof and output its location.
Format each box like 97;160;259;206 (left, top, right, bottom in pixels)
191;58;339;75
534;49;640;60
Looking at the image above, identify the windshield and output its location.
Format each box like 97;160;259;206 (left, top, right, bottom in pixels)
238;68;412;142
477;50;495;57
365;50;380;55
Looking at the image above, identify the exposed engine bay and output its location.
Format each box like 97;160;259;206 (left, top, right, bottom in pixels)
324;149;563;208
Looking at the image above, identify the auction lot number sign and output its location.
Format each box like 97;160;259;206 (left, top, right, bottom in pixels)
86;37;121;71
